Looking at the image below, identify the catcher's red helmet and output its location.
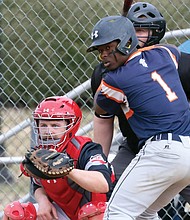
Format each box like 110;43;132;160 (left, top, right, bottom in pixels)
78;201;107;220
33;96;82;152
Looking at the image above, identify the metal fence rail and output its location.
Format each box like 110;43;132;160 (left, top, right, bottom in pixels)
1;0;190;218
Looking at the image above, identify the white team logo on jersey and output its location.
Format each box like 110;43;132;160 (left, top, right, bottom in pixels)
47;179;57;183
139;58;148;67
91;30;99;39
90;154;106;164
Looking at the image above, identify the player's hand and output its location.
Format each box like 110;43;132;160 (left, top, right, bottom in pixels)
2;214;9;220
37;199;58;220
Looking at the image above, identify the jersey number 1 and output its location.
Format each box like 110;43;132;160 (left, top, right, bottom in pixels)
151;71;178;102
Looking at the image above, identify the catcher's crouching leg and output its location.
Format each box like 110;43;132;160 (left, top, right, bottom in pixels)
3;201;37;220
78;201;107;220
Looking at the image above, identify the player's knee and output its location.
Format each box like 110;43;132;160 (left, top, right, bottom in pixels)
78;201;107;220
3;200;37;220
137;211;161;220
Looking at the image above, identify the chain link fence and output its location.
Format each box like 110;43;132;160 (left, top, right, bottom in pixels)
1;0;190;218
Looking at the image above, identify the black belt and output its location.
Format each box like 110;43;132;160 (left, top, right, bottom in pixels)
151;133;182;143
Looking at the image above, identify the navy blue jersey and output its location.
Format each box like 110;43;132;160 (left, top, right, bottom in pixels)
78;141;112;185
96;45;190;143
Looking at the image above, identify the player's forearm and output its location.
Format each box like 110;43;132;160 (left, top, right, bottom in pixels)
2;214;9;220
93;115;114;156
34;187;49;204
68;169;109;193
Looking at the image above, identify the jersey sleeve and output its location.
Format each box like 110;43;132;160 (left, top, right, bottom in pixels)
95;75;125;115
160;44;181;63
91;62;107;97
92;63;115;118
158;45;189;99
78;142;113;190
163;45;190;100
31;178;42;194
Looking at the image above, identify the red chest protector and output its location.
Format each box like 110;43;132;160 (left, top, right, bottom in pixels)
40;136;107;220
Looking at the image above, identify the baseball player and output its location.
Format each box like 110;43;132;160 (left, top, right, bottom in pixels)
91;3;190;218
3;96;114;220
92;1;190;180
92;2;167;178
87;15;190;219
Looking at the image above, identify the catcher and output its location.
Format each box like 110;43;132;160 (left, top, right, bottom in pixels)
3;96;114;220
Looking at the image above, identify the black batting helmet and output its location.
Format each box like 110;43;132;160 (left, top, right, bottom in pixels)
87;16;138;56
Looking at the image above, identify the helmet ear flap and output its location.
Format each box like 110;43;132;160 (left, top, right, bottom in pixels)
118;38;133;55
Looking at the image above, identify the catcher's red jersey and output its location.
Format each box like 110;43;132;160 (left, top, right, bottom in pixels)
32;136;113;220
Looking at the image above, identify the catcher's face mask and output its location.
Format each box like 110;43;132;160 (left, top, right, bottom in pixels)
33;96;82;152
37;119;69;147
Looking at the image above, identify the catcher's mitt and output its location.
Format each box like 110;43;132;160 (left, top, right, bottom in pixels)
21;149;74;179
